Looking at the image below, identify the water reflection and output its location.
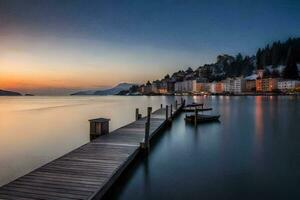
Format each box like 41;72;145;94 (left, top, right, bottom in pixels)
2;96;300;199
142;156;151;195
105;96;300;200
255;96;264;145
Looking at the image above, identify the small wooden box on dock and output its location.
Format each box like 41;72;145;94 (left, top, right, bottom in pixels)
89;118;110;140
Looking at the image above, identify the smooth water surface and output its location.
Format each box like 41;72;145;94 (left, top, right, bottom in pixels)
0;96;178;186
104;96;300;200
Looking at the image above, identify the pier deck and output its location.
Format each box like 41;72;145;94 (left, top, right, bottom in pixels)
0;105;182;200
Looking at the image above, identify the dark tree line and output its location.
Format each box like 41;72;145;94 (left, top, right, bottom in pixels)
224;54;255;77
160;38;300;83
198;54;255;81
256;37;300;79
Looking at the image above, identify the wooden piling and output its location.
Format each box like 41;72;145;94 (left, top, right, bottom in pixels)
142;107;152;150
194;108;198;125
166;105;169;120
147;107;152;123
175;100;178;110
135;108;139;120
135;108;142;120
160;104;163;108
170;104;173;118
142;122;150;150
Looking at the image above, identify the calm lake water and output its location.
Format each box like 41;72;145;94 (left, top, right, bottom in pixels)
104;96;300;200
0;96;299;199
0;96;178;186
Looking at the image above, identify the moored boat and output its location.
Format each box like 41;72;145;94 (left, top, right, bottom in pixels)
185;114;220;123
182;107;213;112
185;103;203;108
183;102;212;112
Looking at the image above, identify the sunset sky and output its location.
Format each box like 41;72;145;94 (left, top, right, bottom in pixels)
0;0;300;95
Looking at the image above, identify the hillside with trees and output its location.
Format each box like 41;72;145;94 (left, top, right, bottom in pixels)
256;38;300;79
121;38;300;95
171;37;300;82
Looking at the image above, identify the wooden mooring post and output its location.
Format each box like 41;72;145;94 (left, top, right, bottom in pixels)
170;104;173;118
135;108;142;120
180;97;186;107
175;100;178;110
141;107;152;150
194;108;198;126
166;105;169;120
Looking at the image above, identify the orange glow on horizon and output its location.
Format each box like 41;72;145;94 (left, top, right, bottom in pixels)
0;51;151;94
0;66;155;94
0;35;172;94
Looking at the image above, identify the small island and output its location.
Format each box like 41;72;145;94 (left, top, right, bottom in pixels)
0;89;22;96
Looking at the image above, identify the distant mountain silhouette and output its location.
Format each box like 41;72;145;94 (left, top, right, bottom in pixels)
0;89;22;96
71;83;136;95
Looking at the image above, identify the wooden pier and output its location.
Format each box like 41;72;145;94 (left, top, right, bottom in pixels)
0;102;183;200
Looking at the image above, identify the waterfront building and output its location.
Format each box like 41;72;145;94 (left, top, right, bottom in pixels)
151;81;158;93
244;74;258;92
277;79;300;91
210;82;224;93
245;80;256;92
167;80;175;93
160;80;168;89
158;88;168;94
151;80;161;94
174;81;183;92
142;82;152;94
210;82;216;93
256;78;279;92
223;77;245;93
256;78;263;92
196;82;207;93
195;78;209;93
175;80;197;93
204;83;212;93
263;78;279;92
223;78;232;92
234;77;245;93
158;80;168;94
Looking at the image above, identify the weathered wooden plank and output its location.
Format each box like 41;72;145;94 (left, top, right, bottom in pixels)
12;179;98;192
3;184;92;197
0;188;76;200
16;176;101;189
0;193;35;200
1;185;88;199
12;179;99;192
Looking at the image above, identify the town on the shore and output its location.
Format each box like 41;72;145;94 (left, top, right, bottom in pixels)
121;38;300;96
123;69;300;96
